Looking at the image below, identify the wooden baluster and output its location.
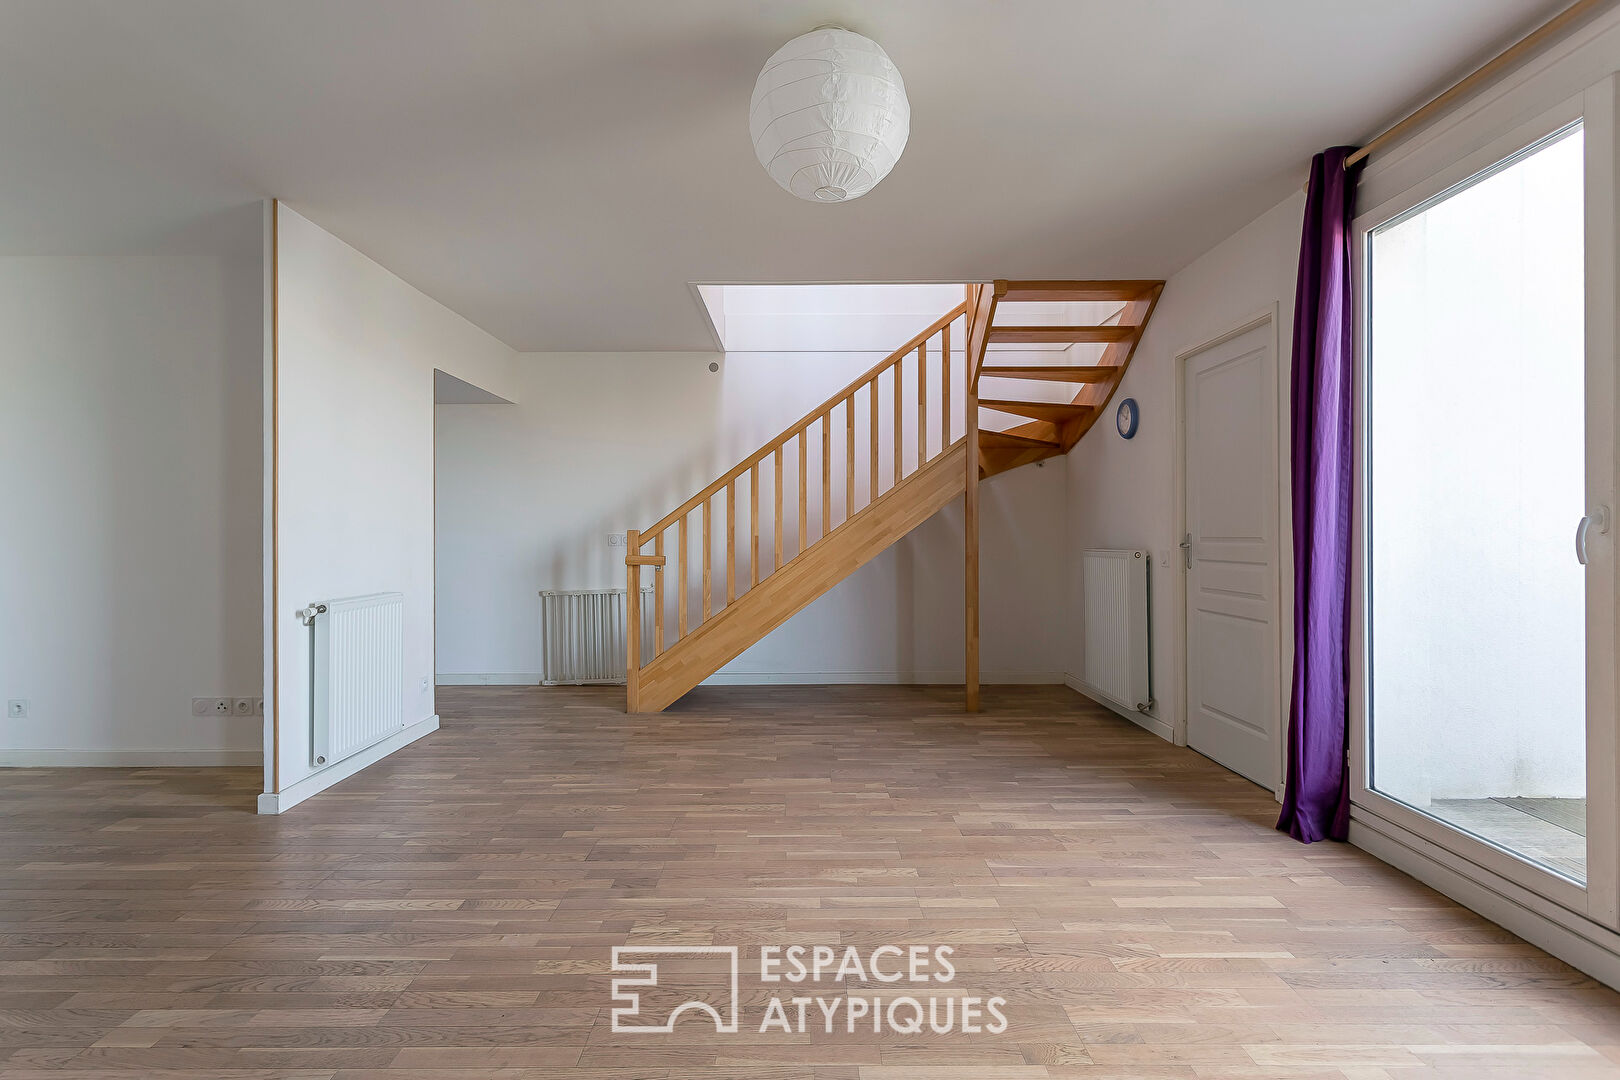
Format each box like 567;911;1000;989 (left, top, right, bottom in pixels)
918;338;928;464
677;515;688;637
626;529;641;711
942;321;951;445
868;378;878;500
726;481;736;604
701;500;712;620
845;395;855;520
773;447;783;573
652;531;664;657
750;462;760;588
798;430;808;555
821;413;831;539
893;352;903;485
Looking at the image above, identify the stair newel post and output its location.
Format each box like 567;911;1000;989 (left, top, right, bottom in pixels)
626;528;641;712
964;281;999;714
965;353;980;713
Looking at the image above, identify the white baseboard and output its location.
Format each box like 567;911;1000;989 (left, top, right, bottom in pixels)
701;670;1064;686
0;748;261;767
437;673;541;685
438;671;1064;687
1065;674;1175;742
257;714;438;815
1350;808;1620;991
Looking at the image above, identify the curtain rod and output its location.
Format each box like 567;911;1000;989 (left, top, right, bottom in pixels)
1332;0;1613;175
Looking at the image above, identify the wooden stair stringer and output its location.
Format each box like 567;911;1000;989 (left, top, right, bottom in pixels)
634;440;969;713
1054;283;1163;450
980;281;1165;477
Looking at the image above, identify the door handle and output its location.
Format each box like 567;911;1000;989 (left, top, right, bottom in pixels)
1577;505;1611;566
1180;533;1192;570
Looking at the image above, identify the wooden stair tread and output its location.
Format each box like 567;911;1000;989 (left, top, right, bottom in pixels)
996;279;1161;302
987;325;1135;344
979;399;1094;422
980;365;1118;382
978;429;1061;450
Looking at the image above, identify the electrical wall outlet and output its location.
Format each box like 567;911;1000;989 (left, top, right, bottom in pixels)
255;697;265;716
607;532;626;548
192;697;227;717
212;698;232;715
6;700;27;719
232;697;255;716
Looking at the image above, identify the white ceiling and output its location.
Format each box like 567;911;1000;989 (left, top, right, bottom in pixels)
0;0;1565;351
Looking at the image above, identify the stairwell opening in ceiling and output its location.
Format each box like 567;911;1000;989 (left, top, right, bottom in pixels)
692;282;1132;428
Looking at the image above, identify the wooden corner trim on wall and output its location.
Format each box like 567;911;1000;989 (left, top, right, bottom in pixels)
270;198;280;794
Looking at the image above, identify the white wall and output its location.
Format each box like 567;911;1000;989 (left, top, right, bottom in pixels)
435;351;1068;685
1064;191;1304;742
0;255;263;764
271;205;514;801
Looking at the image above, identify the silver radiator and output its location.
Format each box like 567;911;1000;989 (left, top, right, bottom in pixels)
540;588;654;685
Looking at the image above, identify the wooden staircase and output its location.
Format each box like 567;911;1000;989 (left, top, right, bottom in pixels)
625;279;1163;713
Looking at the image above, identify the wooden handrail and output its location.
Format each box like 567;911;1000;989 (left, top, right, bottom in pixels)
636;300;970;540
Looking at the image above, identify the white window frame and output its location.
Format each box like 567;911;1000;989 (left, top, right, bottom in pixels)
1350;85;1620;937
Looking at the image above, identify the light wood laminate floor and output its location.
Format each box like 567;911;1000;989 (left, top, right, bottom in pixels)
3;684;1620;1078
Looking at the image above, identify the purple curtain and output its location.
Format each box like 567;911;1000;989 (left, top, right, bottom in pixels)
1277;146;1362;844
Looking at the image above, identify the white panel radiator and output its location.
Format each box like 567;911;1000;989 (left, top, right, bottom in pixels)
540;588;654;685
299;592;404;769
1080;549;1152;714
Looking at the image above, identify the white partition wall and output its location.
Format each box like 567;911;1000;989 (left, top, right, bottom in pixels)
263;203;515;813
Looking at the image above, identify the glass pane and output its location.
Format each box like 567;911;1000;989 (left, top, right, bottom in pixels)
1369;124;1586;883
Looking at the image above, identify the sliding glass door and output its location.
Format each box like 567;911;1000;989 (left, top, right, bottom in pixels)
1357;91;1616;922
1368;123;1587;882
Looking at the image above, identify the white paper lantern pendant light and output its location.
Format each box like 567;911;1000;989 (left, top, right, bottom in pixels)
749;26;910;203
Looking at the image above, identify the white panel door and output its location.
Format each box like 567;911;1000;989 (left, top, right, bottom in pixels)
1183;320;1281;789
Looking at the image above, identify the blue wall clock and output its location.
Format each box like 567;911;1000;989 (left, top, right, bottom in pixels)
1116;397;1139;439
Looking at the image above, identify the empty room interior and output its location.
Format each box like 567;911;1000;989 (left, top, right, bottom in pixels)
9;1;1620;1076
